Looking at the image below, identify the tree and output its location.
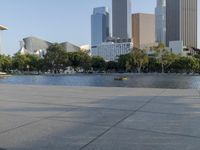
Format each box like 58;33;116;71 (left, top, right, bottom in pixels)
0;55;12;72
26;54;40;72
37;58;46;73
118;54;133;72
79;52;92;72
148;57;161;73
68;51;88;72
194;54;200;73
161;50;177;73
130;48;148;73
170;56;199;73
153;43;166;73
12;53;29;72
44;43;68;73
91;56;106;71
106;61;119;72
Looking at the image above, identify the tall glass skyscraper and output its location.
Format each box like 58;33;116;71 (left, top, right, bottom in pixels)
155;0;166;45
166;0;197;48
112;0;132;40
91;7;110;49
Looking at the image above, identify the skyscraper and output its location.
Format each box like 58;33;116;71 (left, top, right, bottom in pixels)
155;0;166;45
132;13;155;49
166;0;197;48
112;0;132;40
91;7;110;49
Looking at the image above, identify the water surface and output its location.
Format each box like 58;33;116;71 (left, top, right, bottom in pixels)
0;74;200;89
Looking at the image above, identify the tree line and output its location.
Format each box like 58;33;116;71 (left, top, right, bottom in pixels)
0;43;200;74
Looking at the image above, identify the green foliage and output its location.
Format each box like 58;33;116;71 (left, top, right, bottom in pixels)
130;48;149;73
81;53;92;72
170;56;199;73
91;56;106;71
106;61;119;72
1;44;200;74
11;53;41;73
12;53;29;71
0;55;12;72
68;51;91;72
44;43;67;73
118;54;132;72
148;57;161;73
26;54;40;71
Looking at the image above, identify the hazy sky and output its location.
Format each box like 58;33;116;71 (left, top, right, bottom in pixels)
0;0;199;55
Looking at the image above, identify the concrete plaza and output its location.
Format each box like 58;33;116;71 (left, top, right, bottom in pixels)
0;84;200;150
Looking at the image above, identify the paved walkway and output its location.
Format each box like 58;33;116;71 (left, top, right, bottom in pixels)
0;84;200;150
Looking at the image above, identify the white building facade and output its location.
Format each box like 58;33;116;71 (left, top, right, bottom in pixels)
93;42;133;61
155;0;166;45
169;41;191;56
169;41;184;55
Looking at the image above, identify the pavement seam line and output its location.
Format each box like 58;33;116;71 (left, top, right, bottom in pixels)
138;110;194;116
0;111;64;135
198;89;200;97
115;126;200;139
48;118;110;128
0;98;147;112
79;89;166;150
0;119;44;135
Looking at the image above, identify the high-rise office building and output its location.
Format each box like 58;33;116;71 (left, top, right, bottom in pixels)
155;0;166;45
91;7;110;49
132;13;156;49
166;0;197;48
112;0;132;40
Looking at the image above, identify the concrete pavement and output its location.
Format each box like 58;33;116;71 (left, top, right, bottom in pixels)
0;84;199;150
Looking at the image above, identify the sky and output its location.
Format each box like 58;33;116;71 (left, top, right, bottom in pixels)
0;0;199;55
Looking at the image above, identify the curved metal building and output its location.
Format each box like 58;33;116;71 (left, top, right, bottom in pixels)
0;25;7;31
21;36;80;56
23;36;52;53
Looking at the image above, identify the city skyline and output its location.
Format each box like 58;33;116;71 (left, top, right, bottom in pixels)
0;0;199;55
166;0;197;48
